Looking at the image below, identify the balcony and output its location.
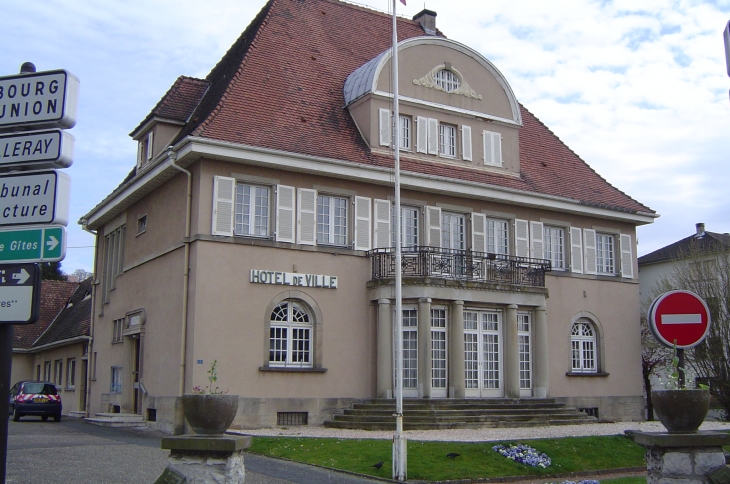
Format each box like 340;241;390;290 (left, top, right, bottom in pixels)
367;247;551;288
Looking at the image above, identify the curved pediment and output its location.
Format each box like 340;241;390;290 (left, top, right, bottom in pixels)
344;37;521;125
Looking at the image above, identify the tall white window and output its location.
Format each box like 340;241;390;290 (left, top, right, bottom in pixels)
486;218;509;254
102;225;125;302
66;358;76;390
571;320;597;373
317;195;348;246
544;226;565;269
392;206;419;248
399;115;411;151
43;361;51;381
596;233;615;274
234;183;270;237
269;301;313;368
53;360;63;387
518;314;531;390
439;123;457;158
111;367;122;393
431;308;447;393
441;212;465;250
400;308;418;392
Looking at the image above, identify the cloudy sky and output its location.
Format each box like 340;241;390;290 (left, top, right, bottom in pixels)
1;0;728;273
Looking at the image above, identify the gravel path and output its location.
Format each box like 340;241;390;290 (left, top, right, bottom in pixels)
232;421;730;442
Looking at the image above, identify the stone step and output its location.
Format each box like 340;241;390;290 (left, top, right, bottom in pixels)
85;412;147;428
344;407;579;416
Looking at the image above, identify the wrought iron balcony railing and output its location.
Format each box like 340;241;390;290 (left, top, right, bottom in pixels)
367;246;551;287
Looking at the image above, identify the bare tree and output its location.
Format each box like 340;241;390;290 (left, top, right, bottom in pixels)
656;247;730;419
641;285;673;420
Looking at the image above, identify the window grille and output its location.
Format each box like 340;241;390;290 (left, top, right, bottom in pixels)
277;412;308;426
434;69;460;92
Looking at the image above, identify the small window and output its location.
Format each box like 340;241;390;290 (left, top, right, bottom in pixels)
439;123;457;158
137;215;147;235
434;69;460;93
392;206;419;249
235;183;270;237
441;212;465;250
66;358;76;390
44;361;51;381
596;233;615;275
571;320;597;373
486;218;509;255
399;115;411;151
544;226;565;270
277;412;308;426
111;367;123;394
53;360;63;387
112;319;124;343
317;195;348;246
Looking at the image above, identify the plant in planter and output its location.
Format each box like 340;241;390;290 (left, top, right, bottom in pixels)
183;360;239;435
652;347;710;433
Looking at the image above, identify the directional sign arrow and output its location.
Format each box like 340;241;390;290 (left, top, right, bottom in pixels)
11;269;30;284
46;235;59;251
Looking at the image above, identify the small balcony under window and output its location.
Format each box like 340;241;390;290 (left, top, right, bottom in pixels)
367;246;550;287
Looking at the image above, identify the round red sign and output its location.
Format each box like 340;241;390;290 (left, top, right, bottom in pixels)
648;290;711;349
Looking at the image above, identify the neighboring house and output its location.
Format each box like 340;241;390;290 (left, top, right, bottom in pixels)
11;279;92;415
79;0;656;433
638;223;730;305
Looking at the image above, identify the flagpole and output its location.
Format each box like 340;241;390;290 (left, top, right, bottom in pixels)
391;0;406;481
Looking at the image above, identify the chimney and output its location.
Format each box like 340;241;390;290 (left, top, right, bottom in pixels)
696;222;705;235
413;9;437;35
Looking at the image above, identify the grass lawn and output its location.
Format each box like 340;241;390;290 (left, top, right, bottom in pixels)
248;434;645;481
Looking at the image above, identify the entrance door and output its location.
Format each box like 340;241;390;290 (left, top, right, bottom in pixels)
464;310;503;397
430;308;447;398
518;313;532;397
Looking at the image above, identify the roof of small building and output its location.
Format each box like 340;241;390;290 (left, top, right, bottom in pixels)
33;278;92;348
131;76;210;137
91;0;654;222
13;280;79;350
638;229;730;265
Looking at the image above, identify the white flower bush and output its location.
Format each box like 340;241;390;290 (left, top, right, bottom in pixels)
492;444;551;468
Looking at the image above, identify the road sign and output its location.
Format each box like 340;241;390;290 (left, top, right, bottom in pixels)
0;171;70;227
649;290;711;349
0;226;65;263
0;70;79;130
0;130;73;170
0;263;40;324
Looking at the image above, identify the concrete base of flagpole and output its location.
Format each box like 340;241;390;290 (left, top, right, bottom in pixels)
392;433;407;481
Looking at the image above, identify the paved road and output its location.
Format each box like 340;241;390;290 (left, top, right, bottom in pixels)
6;417;378;484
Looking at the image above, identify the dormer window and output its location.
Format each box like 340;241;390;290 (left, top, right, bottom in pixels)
434;68;460;93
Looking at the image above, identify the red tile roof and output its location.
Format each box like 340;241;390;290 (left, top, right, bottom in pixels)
145;0;653;215
131;76;210;136
13;280;79;350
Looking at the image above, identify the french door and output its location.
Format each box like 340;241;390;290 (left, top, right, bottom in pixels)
396;308;419;398
464;310;503;397
430;308;448;398
518;313;532;397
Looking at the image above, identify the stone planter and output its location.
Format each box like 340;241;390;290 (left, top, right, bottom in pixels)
182;394;239;435
651;389;710;433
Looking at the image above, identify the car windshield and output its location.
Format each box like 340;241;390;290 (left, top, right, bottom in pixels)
23;383;57;395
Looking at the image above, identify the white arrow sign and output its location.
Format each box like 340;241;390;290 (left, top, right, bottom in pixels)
46;234;59;251
11;268;30;284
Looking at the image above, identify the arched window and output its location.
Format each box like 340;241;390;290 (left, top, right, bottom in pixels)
434;69;460;93
571;319;597;373
269;300;313;367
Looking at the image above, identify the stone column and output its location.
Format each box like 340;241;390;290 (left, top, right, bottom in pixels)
377;299;393;399
504;304;520;398
418;298;432;398
449;300;465;398
532;306;549;398
158;435;252;484
632;431;729;484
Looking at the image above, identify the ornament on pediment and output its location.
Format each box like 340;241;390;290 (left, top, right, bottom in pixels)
412;63;483;100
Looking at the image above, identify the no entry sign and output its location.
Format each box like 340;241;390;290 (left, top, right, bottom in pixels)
649;290;711;349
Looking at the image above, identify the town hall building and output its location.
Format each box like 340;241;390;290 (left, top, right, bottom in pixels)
80;0;657;432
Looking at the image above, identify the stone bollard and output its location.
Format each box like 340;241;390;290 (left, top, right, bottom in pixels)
155;434;252;484
632;431;729;484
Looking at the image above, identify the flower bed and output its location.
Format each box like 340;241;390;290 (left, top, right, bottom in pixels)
492;443;552;468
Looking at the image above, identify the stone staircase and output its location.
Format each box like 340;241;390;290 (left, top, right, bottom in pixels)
324;398;597;430
85;412;147;428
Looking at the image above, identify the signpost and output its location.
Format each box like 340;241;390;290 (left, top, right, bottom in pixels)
0;63;78;482
649;290;711;349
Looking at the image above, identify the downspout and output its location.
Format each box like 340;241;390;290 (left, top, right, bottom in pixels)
81;224;97;418
168;147;193;434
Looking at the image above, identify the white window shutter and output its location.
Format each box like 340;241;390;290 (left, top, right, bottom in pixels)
373;199;391;249
212;176;235;237
483;130;493;165
483;131;502;166
275;185;295;243
583;229;597;275
146;132;154;161
514;219;529;258
416;116;428;154
471;212;486;253
354;196;372;251
426;206;442;247
570;227;584;274
427;118;439;154
462;125;472;161
379;108;391;147
620;233;634;279
530;221;544;260
297;188;317;246
493;132;502;166
137;142;143;166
